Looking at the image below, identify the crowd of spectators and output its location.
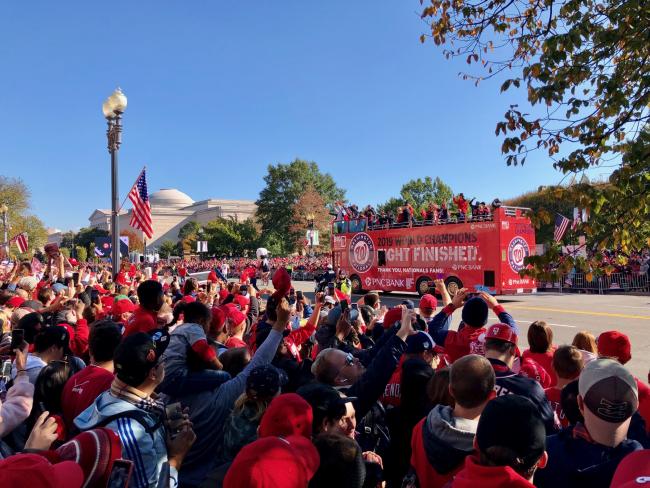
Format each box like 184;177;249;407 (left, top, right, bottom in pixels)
0;252;648;487
334;194;498;230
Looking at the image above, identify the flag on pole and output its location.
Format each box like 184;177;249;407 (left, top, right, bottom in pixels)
554;214;570;242
128;168;154;239
571;207;580;231
8;232;29;253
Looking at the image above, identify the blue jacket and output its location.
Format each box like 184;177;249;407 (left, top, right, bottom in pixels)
176;329;282;487
489;358;557;434
534;425;643;488
74;391;174;488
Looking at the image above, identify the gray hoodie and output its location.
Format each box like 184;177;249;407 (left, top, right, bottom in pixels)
422;404;478;474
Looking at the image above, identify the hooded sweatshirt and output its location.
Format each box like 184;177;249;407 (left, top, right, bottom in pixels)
74;386;174;488
410;405;478;488
451;455;536;488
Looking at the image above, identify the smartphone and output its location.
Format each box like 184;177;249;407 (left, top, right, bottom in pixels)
106;459;134;488
289;288;295;296
296;291;303;301
10;329;24;352
165;402;183;420
1;360;12;378
327;283;335;296
351;303;358;311
72;272;80;286
340;300;349;312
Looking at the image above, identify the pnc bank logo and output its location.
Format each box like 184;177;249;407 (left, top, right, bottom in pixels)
349;233;374;273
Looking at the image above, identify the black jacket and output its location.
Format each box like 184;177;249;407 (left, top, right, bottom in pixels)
489;358;558;434
341;333;406;421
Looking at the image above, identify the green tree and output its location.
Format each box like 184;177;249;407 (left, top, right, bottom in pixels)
378;177;454;215
177;221;201;255
419;0;650;273
289;185;331;252
204;218;261;257
73;227;109;250
504;186;575;243
0;176;47;257
377;197;404;216
60;247;70;258
75;246;87;262
256;159;346;254
159;240;178;259
400;176;453;210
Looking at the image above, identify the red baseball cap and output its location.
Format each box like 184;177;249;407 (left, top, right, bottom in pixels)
382;307;402;329
234;294;250;309
610;449;650;487
519;358;552;388
598;331;632;365
6;296;25;308
93;284;110;295
258;393;313;439
485;323;521;356
210;307;227;334
68;258;79;267
0;454;84;488
113;299;136;316
419;294;437;310
227;309;247;327
224;435;319;488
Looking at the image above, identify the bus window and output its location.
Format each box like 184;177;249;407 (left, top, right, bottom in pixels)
378;250;386;267
484;270;495;287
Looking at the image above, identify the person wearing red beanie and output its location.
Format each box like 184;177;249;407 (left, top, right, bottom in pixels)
223;435;319;488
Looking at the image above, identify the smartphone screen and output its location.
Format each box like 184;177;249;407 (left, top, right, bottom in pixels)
72;272;80;286
351;303;358;310
10;329;24;351
296;291;303;300
107;460;134;488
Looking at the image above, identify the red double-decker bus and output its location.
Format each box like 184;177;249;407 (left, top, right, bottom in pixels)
331;206;537;296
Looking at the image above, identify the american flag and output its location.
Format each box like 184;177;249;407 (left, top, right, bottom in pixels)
554;214;570;242
9;232;28;253
128;168;153;239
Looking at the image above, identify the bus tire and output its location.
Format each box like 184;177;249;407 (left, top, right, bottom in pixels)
350;275;364;295
445;277;463;296
416;277;432;296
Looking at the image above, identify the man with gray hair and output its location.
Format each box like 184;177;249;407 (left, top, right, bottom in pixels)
409;354;496;488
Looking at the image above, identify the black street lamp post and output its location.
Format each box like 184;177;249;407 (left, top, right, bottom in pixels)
102;88;128;277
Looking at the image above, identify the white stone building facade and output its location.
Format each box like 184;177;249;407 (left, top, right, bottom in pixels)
88;189;256;249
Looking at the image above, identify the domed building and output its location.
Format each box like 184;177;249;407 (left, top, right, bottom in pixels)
88;188;256;249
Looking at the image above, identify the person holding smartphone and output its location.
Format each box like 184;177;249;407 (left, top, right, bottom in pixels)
0;339;34;439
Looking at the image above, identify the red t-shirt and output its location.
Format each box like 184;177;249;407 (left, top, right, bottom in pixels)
544;386;569;428
61;365;114;431
522;349;557;387
124;306;158;337
636;377;650;433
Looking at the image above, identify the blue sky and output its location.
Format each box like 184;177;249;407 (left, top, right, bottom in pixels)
0;1;600;231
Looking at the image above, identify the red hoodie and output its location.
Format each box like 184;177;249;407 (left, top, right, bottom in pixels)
451;455;536;488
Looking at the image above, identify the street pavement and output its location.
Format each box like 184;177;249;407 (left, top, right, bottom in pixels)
190;272;649;379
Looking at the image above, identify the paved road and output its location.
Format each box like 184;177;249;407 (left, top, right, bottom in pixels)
190;272;650;379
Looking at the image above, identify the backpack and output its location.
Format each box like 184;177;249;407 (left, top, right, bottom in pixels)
356;400;391;460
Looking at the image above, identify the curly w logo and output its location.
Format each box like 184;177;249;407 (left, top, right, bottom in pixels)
597;399;630;422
